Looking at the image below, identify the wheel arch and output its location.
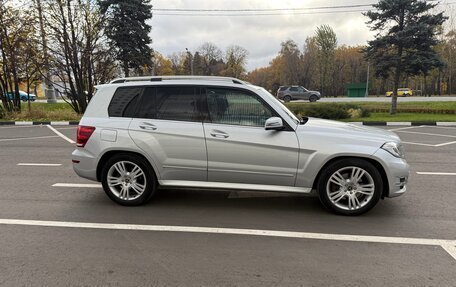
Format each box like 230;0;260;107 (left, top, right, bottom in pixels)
311;156;389;198
96;150;158;182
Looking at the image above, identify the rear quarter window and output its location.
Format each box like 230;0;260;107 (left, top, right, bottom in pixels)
108;87;142;117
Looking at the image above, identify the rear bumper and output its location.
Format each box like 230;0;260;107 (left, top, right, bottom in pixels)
72;148;98;181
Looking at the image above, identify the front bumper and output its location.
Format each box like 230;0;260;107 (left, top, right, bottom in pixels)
372;148;410;198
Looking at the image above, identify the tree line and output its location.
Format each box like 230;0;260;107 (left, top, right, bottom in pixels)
153;43;248;79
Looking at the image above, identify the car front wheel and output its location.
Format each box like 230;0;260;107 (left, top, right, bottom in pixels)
309;95;318;102
317;158;383;215
101;153;156;206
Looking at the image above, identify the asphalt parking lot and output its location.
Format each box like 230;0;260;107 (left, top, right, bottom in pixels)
0;124;455;286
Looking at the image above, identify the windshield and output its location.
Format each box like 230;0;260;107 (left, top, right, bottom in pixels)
259;88;300;125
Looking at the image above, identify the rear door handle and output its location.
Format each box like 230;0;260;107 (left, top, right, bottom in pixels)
210;130;229;138
139;122;157;131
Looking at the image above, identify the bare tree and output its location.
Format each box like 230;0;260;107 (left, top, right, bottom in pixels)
45;0;116;113
223;45;248;78
198;42;223;75
0;1;35;112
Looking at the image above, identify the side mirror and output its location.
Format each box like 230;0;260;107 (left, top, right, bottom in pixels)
265;117;284;131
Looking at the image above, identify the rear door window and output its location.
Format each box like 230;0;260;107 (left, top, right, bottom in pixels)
135;86;202;122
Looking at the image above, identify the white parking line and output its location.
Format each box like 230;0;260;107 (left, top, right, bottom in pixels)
388;126;419;132
46;125;75;144
416;172;456;176
0;125;45;129
435;141;456;147
402;141;456;147
396;130;456;138
401;141;437;147
0;135;59;142
17;163;62;167
52;183;102;188
0;218;454;261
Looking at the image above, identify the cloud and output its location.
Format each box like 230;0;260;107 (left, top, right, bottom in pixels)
150;0;374;70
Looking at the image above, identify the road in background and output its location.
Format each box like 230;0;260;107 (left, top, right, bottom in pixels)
318;96;456;102
0;125;455;286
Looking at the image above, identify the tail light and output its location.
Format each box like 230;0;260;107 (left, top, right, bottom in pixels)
76;125;96;147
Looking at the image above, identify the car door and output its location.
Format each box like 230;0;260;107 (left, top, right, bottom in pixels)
203;87;299;186
298;87;308;100
128;85;207;182
289;87;299;100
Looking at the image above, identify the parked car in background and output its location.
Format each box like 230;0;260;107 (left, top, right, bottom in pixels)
386;88;413;97
6;91;37;102
72;76;409;215
277;86;321;102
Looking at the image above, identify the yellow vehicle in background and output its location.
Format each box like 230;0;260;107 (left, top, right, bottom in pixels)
386;88;413;97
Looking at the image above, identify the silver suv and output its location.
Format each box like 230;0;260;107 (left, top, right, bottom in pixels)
72;76;409;215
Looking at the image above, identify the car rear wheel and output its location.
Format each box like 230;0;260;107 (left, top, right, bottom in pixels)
309;95;318;102
283;95;291;102
101;153;156;206
317;158;383;215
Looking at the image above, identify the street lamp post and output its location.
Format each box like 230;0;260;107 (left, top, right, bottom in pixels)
37;0;57;103
365;60;370;97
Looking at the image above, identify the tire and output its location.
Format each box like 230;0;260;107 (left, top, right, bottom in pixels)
317;158;383;216
309;95;318;102
283;95;291;102
101;153;157;206
21;97;27;102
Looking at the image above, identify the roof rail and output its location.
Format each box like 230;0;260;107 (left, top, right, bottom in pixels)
109;76;246;85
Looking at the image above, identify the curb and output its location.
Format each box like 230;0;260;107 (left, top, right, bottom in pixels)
0;121;80;126
0;121;456;126
349;122;456;126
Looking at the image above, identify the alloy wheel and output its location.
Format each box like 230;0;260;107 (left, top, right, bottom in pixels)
107;161;147;201
326;166;375;211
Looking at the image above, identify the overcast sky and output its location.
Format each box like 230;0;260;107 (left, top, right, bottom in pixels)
149;0;454;71
149;0;377;71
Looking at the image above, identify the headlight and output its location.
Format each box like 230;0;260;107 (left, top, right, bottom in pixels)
382;142;405;158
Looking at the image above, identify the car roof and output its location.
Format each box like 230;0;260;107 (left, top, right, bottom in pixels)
97;76;259;91
109;76;246;85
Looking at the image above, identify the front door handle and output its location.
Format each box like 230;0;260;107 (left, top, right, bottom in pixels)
139;122;157;131
210;130;229;138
